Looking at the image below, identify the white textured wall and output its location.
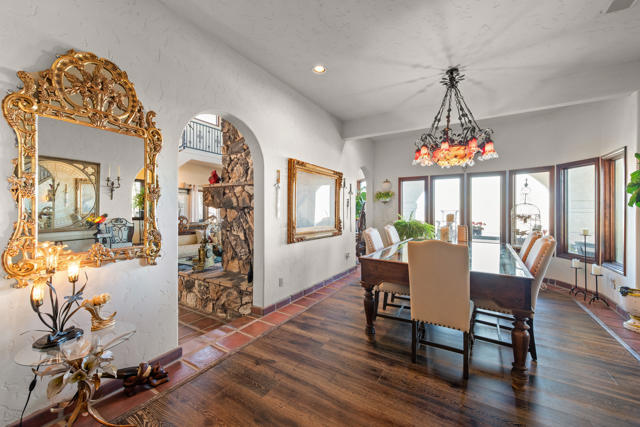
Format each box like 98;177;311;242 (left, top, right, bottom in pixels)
371;95;639;306
0;1;374;423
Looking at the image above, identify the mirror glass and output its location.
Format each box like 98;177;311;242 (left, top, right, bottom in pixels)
37;117;144;252
295;171;336;231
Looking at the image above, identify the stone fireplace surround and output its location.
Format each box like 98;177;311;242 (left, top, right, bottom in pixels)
179;120;254;319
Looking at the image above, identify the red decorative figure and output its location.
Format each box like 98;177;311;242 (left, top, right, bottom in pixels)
209;170;220;184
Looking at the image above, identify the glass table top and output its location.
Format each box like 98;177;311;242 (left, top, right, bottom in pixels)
14;321;136;367
361;239;533;279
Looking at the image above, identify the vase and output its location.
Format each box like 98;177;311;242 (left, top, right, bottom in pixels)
621;292;640;334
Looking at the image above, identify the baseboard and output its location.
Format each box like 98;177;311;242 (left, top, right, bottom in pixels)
552;279;629;320
251;266;357;315
10;346;183;427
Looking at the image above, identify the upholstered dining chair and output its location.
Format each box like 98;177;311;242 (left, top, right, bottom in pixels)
363;227;385;255
383;224;401;246
473;235;556;361
408;240;474;379
519;231;543;263
363;227;411;321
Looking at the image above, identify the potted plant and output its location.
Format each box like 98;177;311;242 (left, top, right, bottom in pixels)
619;287;640;333
375;191;394;203
393;214;436;240
355;190;366;220
471;221;486;237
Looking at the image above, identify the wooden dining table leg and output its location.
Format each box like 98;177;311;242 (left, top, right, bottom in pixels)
511;310;530;386
362;284;376;338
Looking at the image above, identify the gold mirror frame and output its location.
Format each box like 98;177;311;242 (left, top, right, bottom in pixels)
287;158;342;243
2;50;162;287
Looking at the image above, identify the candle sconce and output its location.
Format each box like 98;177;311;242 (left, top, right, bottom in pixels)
29;244;86;349
105;175;121;200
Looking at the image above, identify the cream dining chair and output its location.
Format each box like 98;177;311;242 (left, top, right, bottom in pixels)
383;224;401;246
473;235;556;361
363;227;411;321
363;227;385;254
408;240;474;379
519;231;543;263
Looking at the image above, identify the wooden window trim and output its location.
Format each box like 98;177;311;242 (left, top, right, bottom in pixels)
601;148;626;275
429;174;464;226
398;176;428;222
508;166;555;244
466;171;506;243
555;157;600;263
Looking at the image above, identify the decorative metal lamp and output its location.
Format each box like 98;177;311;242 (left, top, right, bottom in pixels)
413;67;497;168
510;179;541;246
29;243;86;349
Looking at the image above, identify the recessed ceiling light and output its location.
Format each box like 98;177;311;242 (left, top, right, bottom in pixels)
312;64;327;74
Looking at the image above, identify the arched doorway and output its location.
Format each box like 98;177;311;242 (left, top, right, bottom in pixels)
175;112;264;347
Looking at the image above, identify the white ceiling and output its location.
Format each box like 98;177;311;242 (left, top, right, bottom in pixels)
163;0;640;139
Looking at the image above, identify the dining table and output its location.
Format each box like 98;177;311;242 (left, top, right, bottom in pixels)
359;238;534;386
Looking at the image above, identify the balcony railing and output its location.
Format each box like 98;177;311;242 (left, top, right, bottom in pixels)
180;119;222;155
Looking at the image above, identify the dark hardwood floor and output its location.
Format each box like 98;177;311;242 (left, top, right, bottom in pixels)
121;280;640;426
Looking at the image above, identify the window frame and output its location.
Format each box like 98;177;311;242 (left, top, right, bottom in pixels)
466;171;506;243
555;157;600;263
398;176;428;222
601;148;626;275
508;166;555;245
429;174;464;226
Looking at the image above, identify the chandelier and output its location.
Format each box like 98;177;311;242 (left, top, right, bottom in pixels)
413;67;497;168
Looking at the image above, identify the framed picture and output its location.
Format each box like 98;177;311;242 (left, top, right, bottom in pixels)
287;158;342;243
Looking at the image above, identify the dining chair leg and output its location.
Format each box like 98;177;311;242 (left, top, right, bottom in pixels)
463;331;470;379
373;290;380;321
411;320;417;363
527;318;537;361
382;293;389;310
391;294;396;303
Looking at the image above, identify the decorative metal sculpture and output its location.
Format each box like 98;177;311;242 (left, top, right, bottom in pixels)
413;67;497;168
2;50;163;287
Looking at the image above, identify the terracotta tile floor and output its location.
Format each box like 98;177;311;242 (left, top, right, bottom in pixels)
55;268;357;426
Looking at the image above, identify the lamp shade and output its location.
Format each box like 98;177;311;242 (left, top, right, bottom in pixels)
381;179;392;192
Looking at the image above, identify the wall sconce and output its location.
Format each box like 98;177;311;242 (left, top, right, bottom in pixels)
375;179;394;204
106;164;121;200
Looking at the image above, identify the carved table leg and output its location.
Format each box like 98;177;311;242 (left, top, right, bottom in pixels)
511;311;530;387
363;285;376;339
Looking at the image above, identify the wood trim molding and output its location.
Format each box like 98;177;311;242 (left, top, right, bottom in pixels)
508;166;555;243
398;176;428;221
466;171;507;243
556;157;600;263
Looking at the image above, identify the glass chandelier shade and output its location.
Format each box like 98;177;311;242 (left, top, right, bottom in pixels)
413;67;498;168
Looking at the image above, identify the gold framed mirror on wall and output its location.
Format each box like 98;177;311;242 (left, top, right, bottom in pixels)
2;50;162;287
287;158;342;243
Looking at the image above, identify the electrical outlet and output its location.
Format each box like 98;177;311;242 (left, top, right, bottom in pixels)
610;277;617;290
345;252;351;260
278;277;284;288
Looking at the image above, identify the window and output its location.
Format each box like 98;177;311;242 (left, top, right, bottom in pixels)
602;149;626;273
178;188;190;218
468;173;505;242
399;177;427;222
557;158;599;261
510;167;553;246
131;179;145;220
430;175;462;230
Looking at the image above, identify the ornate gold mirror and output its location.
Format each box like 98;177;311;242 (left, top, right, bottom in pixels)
2;50;162;287
287;158;342;243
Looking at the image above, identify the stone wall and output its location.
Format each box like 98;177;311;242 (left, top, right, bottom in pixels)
178;270;252;318
203;119;254;275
